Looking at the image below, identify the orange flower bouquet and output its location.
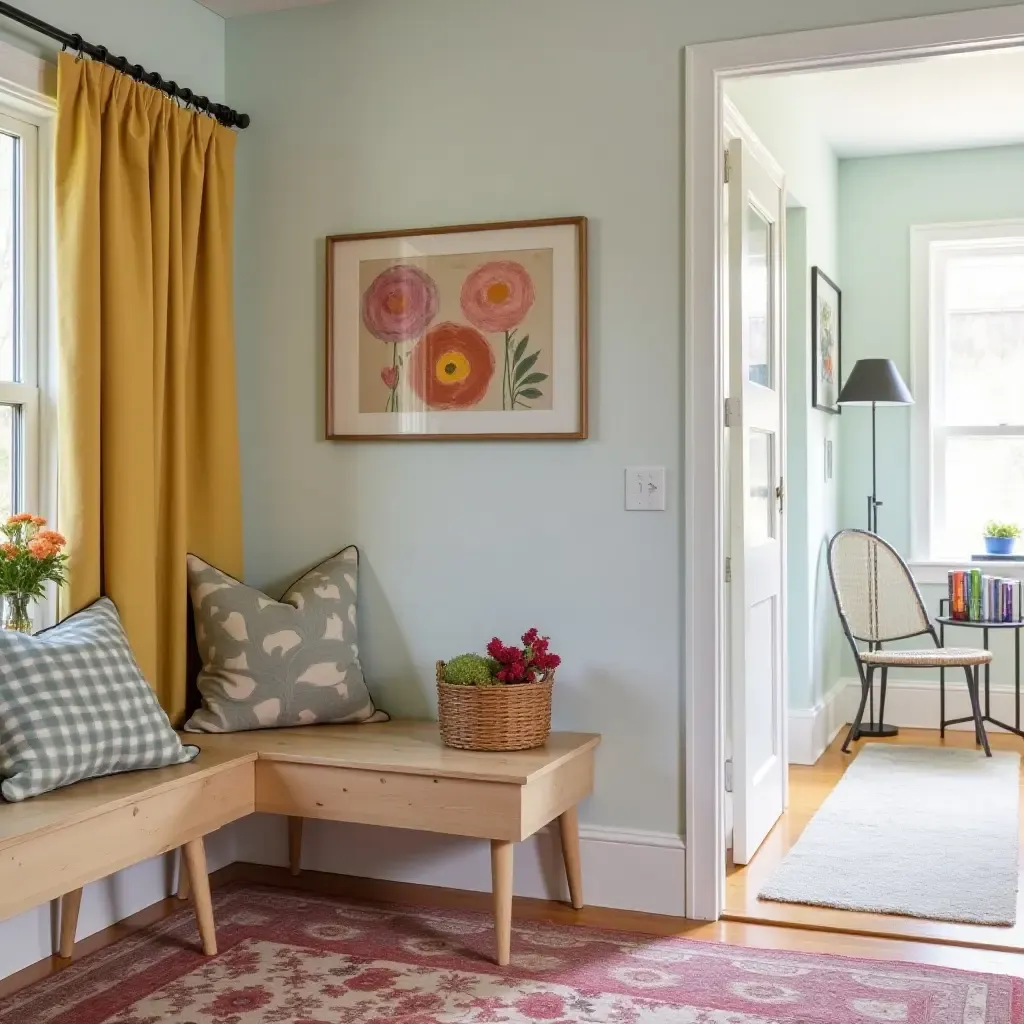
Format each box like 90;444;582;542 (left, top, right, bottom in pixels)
0;514;68;632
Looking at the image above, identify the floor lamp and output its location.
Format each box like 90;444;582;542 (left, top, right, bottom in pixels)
836;358;914;738
836;358;914;535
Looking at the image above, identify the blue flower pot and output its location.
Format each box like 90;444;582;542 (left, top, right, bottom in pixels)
984;536;1017;556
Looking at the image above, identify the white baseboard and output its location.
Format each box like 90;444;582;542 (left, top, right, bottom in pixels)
788;681;847;765
834;676;1023;734
230;815;687;917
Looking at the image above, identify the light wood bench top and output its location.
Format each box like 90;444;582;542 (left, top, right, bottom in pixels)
188;721;600;784
0;748;256;852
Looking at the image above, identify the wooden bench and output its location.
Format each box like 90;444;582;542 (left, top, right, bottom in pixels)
0;748;255;959
0;723;599;968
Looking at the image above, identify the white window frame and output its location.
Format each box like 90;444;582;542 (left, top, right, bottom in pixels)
909;219;1024;583
0;108;40;519
0;44;58;624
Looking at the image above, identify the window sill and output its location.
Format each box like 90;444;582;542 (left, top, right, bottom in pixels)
908;560;1024;586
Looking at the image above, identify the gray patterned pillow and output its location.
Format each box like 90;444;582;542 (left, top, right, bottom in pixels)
184;547;387;732
0;598;198;802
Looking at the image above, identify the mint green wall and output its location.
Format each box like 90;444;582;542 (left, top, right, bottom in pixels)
1;0;224;100
839;145;1024;681
226;0;1024;836
725;76;842;713
839;144;1024;554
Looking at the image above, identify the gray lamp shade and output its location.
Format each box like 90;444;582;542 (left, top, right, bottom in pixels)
837;358;914;406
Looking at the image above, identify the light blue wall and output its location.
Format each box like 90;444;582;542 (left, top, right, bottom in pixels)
724;76;842;713
0;0;225;100
226;0;1024;836
838;145;1024;680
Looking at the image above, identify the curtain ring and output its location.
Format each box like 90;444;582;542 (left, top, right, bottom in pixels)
70;34;84;62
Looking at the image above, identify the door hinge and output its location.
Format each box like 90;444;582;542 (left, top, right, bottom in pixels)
723;148;731;184
725;556;732;583
776;476;785;514
724;396;739;428
724;758;734;793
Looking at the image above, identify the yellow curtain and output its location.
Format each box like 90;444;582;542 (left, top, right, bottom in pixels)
55;53;244;722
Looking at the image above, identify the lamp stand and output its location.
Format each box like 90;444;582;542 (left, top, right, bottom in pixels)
857;399;899;739
865;400;882;534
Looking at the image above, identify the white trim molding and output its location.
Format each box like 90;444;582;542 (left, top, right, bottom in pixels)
834;676;1023;734
232;816;687;918
684;4;1024;924
788;681;847;765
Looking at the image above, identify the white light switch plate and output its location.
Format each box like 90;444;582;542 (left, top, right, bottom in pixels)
626;467;666;511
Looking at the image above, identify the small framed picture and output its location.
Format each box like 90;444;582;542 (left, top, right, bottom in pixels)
811;267;841;415
326;217;588;440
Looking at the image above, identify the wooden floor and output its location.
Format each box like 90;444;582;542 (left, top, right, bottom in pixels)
1;858;1022;1002
725;727;1024;956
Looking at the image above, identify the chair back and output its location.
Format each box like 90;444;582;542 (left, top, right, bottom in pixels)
827;530;930;644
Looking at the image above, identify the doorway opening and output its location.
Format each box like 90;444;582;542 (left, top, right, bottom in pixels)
684;7;1024;934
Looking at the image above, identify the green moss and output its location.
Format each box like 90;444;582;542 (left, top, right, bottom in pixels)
444;653;499;686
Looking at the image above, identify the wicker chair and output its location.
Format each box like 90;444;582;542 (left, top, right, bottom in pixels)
828;529;992;757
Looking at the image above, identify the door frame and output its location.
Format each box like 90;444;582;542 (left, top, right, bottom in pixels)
682;4;1024;922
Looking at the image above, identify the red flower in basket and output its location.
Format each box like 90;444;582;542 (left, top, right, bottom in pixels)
487;628;561;684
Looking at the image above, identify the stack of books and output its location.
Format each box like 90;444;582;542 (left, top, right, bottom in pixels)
948;569;1022;622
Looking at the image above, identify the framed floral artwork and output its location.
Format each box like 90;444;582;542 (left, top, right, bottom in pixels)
811;266;842;415
325;217;587;440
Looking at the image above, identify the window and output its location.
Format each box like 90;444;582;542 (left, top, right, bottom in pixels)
0;108;39;523
911;221;1024;561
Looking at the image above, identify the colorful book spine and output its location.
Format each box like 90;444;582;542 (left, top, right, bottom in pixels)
969;569;982;621
948;571;1023;622
949;570;967;621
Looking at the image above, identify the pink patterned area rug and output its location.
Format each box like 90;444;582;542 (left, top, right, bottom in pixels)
0;885;1020;1023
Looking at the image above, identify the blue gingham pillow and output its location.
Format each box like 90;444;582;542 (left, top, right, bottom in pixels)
0;598;197;801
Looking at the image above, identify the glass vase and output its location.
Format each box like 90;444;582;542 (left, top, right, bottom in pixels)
3;593;32;633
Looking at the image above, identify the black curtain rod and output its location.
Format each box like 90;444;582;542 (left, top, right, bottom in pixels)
0;1;250;130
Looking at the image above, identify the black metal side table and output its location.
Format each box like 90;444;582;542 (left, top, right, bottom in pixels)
937;598;1024;739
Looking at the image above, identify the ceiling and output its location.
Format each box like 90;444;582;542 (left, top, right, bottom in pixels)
731;47;1024;158
198;0;334;16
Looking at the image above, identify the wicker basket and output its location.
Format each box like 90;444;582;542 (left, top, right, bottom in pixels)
436;661;553;751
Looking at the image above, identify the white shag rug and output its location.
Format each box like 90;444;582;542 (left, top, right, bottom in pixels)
759;744;1021;925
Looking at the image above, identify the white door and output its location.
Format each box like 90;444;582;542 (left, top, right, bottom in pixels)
727;135;786;866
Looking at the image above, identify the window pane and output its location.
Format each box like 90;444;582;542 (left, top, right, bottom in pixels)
942;436;1024;556
946;252;1024;311
944;251;1024;426
745;205;772;388
0;132;15;383
946;312;1024;426
0;404;13;521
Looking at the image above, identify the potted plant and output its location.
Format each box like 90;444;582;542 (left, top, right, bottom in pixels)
0;515;69;632
437;629;561;751
983;520;1021;557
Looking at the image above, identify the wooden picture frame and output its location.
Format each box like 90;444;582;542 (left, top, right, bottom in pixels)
325;217;588;440
811;266;842;415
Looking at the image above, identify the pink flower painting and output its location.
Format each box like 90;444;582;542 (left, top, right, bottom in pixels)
362;264;439;412
363;265;439;342
460;260;545;410
460;260;536;333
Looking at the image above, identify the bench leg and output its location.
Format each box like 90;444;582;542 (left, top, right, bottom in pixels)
558;806;584;910
58;888;83;959
490;839;513;967
182;838;217;956
288;816;303;876
177;847;191;901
